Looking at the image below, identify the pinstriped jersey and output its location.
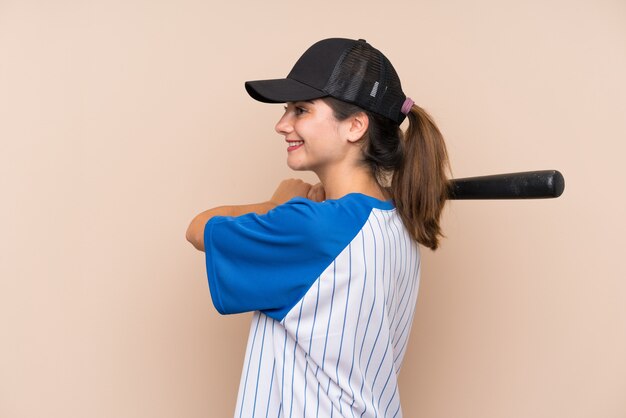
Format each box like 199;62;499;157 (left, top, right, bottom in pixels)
204;193;421;417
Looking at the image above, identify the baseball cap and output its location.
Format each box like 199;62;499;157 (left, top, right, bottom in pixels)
245;38;409;124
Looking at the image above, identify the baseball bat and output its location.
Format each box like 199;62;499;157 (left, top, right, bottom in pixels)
448;170;565;199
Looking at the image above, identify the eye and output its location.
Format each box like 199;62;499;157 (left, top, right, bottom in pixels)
283;103;308;116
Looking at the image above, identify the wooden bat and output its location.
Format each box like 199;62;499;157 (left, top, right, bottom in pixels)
448;170;565;199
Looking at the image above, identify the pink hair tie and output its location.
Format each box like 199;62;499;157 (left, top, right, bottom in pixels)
401;97;414;115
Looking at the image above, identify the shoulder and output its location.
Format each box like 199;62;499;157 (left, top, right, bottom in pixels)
205;194;394;261
264;194;393;237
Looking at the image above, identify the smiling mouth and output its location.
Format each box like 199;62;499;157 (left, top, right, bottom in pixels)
287;140;304;152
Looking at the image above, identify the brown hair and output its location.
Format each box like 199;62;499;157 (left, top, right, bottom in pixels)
323;97;451;250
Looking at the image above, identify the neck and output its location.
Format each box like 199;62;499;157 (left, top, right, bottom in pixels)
316;163;387;201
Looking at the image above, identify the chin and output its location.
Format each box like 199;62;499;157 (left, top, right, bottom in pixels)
286;159;310;172
287;165;309;172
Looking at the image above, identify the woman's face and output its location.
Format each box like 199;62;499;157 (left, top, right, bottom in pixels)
274;99;353;174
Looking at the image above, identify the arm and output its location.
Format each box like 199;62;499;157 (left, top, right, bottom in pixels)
186;201;276;252
186;179;318;252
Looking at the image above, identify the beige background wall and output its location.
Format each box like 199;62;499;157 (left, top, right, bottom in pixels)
1;0;625;417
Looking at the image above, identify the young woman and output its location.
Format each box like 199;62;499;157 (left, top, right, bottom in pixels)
186;38;450;418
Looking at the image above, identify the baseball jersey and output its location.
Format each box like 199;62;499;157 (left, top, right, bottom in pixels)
203;193;421;418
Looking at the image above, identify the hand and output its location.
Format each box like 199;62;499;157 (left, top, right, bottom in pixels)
307;182;326;202
270;179;313;205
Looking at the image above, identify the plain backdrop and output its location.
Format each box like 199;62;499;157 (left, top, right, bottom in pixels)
1;0;625;417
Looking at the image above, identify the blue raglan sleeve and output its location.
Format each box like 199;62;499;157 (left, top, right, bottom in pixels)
203;197;369;321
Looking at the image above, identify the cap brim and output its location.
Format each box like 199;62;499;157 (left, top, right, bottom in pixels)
245;78;327;103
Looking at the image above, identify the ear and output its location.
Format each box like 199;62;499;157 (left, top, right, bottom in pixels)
345;112;369;143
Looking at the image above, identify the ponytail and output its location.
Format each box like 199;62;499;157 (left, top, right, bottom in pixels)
323;98;450;250
391;105;450;250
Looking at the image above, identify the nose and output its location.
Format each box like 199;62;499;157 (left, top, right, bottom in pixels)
275;111;293;135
